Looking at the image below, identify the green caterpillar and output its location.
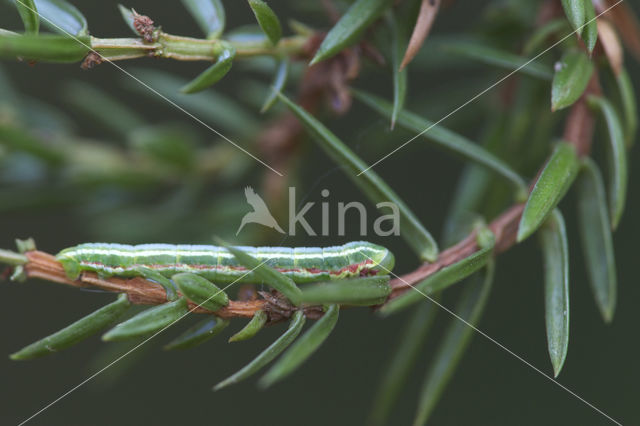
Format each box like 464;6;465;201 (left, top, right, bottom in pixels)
56;241;395;283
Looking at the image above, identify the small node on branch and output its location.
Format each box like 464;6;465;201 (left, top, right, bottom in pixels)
132;10;157;43
80;52;103;70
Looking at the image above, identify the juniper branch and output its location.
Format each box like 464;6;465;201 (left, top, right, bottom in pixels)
386;73;600;301
0;70;599;316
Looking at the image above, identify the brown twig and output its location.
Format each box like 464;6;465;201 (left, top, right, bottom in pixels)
22;251;265;318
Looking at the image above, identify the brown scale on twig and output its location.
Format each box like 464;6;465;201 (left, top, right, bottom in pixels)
80;51;103;70
258;290;325;322
258;291;293;322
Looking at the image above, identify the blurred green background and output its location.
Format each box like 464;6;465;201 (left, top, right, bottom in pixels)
1;1;638;425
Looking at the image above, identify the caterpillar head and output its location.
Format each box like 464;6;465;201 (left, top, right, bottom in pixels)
370;246;395;274
56;249;81;280
346;242;395;275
